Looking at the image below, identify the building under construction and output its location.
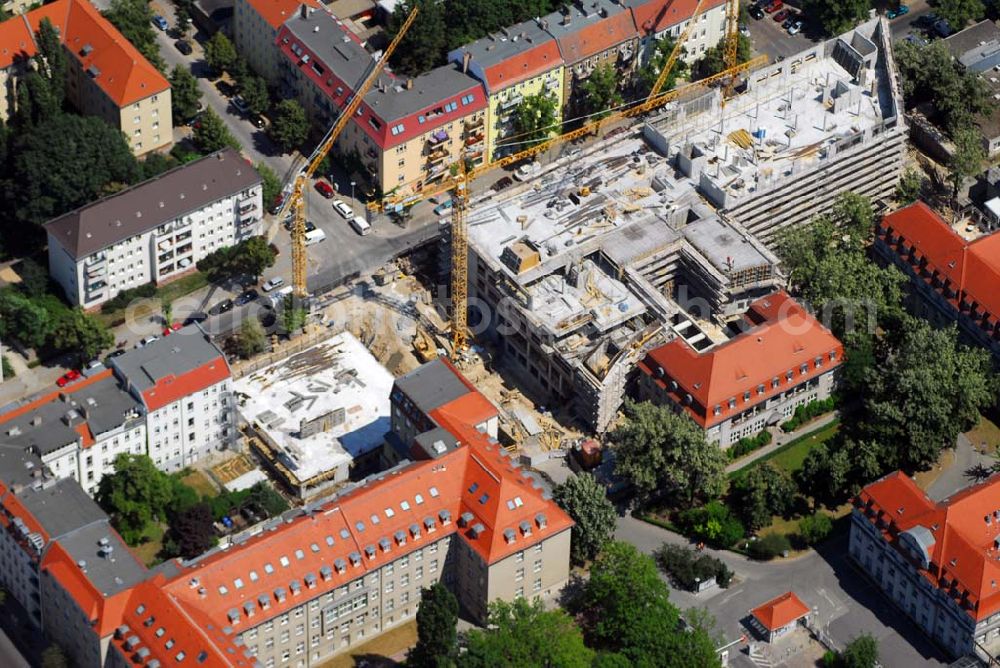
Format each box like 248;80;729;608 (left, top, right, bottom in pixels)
644;17;906;242
461;18;903;432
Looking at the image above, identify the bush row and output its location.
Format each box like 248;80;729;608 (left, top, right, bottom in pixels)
655;543;733;589
780;397;836;432
101;281;157;313
727;430;773;460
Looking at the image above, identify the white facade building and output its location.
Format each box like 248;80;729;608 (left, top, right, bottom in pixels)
110;326;234;472
44;149;263;310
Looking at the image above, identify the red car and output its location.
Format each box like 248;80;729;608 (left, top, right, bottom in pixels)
57;370;81;388
773;8;790;22
162;322;183;336
315;180;335;199
764;0;783;12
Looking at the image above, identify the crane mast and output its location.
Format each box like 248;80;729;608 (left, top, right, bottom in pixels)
287;6;419;297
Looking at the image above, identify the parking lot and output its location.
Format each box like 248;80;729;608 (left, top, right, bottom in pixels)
746;2;815;61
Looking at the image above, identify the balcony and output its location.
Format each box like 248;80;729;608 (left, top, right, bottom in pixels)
499;93;523;111
465;133;484;147
158;251;175;265
427;152;447;166
465;116;484;131
176;243;193;256
238;202;257;216
176;231;192;243
157;238;173;252
544;77;559;91
427;129;449;146
85;262;107;279
85;252;106;268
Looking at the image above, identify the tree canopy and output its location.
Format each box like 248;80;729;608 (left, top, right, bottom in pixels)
103;0;164;71
408;583;459;668
257;162;282;210
204;31;238;74
949;123;986;198
611;400;726;507
170;66;202;123
164;502;217;558
800;0;871;36
197;236;277;282
194;108;240;153
96;454;174;544
269;99;309;153
579;63;623;119
0;287;113;359
935;0;986;30
636;36;688;97
691;34;751;81
241;75;270;117
553;472;617;564
460;598;593;668
728;462;796;531
234;317;267;359
510;93;559;151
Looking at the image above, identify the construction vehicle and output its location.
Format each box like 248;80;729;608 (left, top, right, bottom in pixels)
412;326;439;363
368;0;756;354
280;6;419;298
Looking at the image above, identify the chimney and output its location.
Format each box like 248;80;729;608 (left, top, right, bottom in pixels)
299;4;307;19
462;51;472;73
406;78;413;90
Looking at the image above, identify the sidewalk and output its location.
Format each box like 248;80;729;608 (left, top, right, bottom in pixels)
724;412;839;474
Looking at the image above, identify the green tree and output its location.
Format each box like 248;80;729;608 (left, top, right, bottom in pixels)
935;0;986;29
193;107;240;153
233;236;276;281
16;257;49;297
49;308;114;360
204;31;238;74
234;317;267;359
30;18;67;119
747;532;791;560
282;294;307;334
408;582;458;668
96;454;173;545
8;114;140;231
257;162;281;211
459;598;593;668
798;512;833;545
388;0;448;77
896;167;923;204
0;289;51;349
636;35;687;97
241;75;270;117
579;63;623;119
676;500;745;548
610;400;726;507
141;152;179;180
169;65;202;123
831;192;874;246
103;0;164;70
509;93;559;151
269;99;309;153
949;123;985;198
691;34;751;81
800;0;871;36
553;472;617;564
729;463;796;531
841;633;879;668
165;502;216;558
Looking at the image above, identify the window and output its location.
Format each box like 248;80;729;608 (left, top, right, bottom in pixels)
444;101;457;113
415;494;424;505
418;115;425;124
460;94;475;106
391;123;405;136
533;559;542;573
713;405;721;416
533;578;542;592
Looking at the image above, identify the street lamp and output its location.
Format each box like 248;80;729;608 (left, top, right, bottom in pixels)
350;181;356;205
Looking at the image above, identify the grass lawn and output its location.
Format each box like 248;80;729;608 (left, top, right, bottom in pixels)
179;469;219;499
965;414;1000;454
318;620;416;668
97;272;209;327
729;419;840;482
132;522;166;567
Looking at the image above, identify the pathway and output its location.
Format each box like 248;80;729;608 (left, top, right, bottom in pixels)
724;412;839;474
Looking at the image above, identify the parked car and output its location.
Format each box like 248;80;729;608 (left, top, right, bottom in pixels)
108;349;127;359
138;336;159;347
333;199;353;219
269;192;285;215
231;96;250;115
787;19;803;35
433;199;454;215
886;4;909;19
85;359;103;370
209;299;234;316
215;80;235;97
236;289;258;306
315;180;335;198
933;19;954;38
183;312;208;326
162;322;183;336
764;0;782;13
514;161;542;181
251;114;268;129
773;8;791;22
57;370;82;387
152;15;169;31
262;277;285;292
491;177;513;192
739;22;750;36
782;13;797;29
749;4;765;19
174;39;192;55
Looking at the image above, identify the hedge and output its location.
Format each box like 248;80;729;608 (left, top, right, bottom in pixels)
656;543;733;590
727;430;773;460
1;356;13;379
675;501;745;549
101;282;157;313
747;533;792;560
780;397;836;432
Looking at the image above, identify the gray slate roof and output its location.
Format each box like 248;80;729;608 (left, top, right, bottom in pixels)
110;325;228;395
0;374;143;456
944;20;1000;69
393;359;470;416
44;148;261;260
450;18;555;70
18;478;107;540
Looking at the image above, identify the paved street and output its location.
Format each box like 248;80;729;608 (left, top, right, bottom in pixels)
615;514;950;667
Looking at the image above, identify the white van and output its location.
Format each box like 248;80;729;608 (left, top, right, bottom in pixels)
304;228;327;245
350;216;371;236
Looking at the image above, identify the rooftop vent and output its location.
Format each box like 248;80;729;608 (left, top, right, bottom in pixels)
458;511;475;527
80;43;92;56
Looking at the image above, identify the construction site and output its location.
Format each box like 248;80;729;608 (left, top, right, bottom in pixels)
443;17;906;433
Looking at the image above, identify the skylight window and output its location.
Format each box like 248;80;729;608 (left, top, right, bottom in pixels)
279;556;290;567
233;578;244;589
370;514;381;525
218;585;228;595
429;487;439;498
249;570;259;582
310;543;320;553
479;493;489;505
414;494;424;505
400;500;411;511
325;535;335;547
264;563;274;574
385;508;395;518
295;549;305;560
468;483;479;494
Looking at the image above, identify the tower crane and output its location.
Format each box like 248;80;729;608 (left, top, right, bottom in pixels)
283;6;419;297
373;1;758;354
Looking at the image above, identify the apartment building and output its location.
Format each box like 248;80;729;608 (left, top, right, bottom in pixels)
277;6;488;196
44;149;262;310
944;20;1000;157
637;291;843;446
0;368;146;496
110;326;234;473
0;0;172;155
448;19;565;163
233;0;320;83
876;201;1000;359
541;0;639;112
851;471;1000;661
625;0;728;66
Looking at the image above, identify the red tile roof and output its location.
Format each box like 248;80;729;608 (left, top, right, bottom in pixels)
141;357;230;412
244;0;319;29
857;471;1000;622
0;0;170;107
639;291;843;428
879;201;1000;327
555;10;637;63
483;40;563;91
0;368;114;427
629;0;727;36
750;591;810;631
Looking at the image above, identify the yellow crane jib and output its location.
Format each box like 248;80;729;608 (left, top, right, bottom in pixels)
287;5;419;297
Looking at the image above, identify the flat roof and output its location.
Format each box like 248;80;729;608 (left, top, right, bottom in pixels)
394;358;473;416
682;216;773;274
17;478;106;538
44;149;260;259
58;521;147;597
234;332;394;483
